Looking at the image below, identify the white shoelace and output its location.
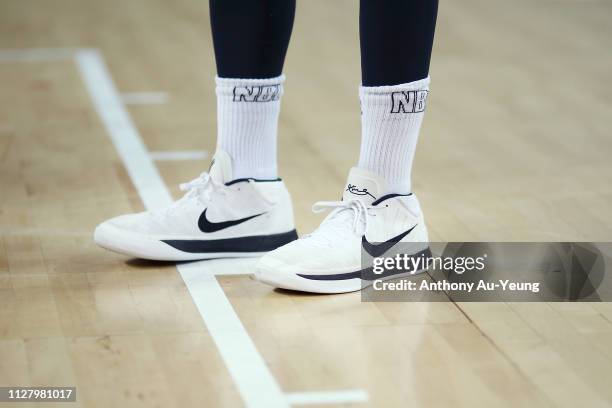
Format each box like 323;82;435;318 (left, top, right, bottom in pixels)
159;172;274;218
304;199;383;246
178;172;225;203
154;172;225;219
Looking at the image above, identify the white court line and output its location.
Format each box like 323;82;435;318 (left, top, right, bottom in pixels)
189;258;259;276
75;49;172;210
121;92;169;105
1;47;368;407
286;390;369;406
149;150;208;161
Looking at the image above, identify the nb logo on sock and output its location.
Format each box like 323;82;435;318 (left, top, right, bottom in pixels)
233;85;281;102
390;90;428;113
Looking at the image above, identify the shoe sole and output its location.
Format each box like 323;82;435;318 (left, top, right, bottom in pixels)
256;246;431;294
95;223;298;261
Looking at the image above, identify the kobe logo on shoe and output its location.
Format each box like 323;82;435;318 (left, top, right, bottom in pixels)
199;209;266;233
346;184;376;200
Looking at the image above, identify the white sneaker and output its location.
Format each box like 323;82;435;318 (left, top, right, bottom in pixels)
255;167;430;293
94;150;297;261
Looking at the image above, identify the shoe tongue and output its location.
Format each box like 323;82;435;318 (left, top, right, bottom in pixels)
208;149;233;184
342;167;388;205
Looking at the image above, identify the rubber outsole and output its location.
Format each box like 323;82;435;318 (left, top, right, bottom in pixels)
255;248;430;294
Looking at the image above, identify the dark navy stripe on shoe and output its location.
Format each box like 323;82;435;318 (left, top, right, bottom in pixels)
162;229;298;253
297;247;431;281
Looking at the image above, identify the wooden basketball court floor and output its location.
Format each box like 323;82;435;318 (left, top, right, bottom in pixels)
1;0;612;407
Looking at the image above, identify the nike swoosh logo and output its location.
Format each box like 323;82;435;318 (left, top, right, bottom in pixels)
199;209;266;233
361;224;417;257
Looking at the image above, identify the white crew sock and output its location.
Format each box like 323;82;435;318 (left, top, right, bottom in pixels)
215;75;284;180
357;76;430;194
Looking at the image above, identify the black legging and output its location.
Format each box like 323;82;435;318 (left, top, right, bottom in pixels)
209;0;438;86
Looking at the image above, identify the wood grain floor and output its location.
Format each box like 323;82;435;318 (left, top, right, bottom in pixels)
1;0;612;407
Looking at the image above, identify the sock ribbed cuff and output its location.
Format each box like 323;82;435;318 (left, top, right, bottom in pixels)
359;76;430;94
216;75;285;100
359;77;430;111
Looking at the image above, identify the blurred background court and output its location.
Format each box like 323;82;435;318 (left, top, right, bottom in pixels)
1;0;612;407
